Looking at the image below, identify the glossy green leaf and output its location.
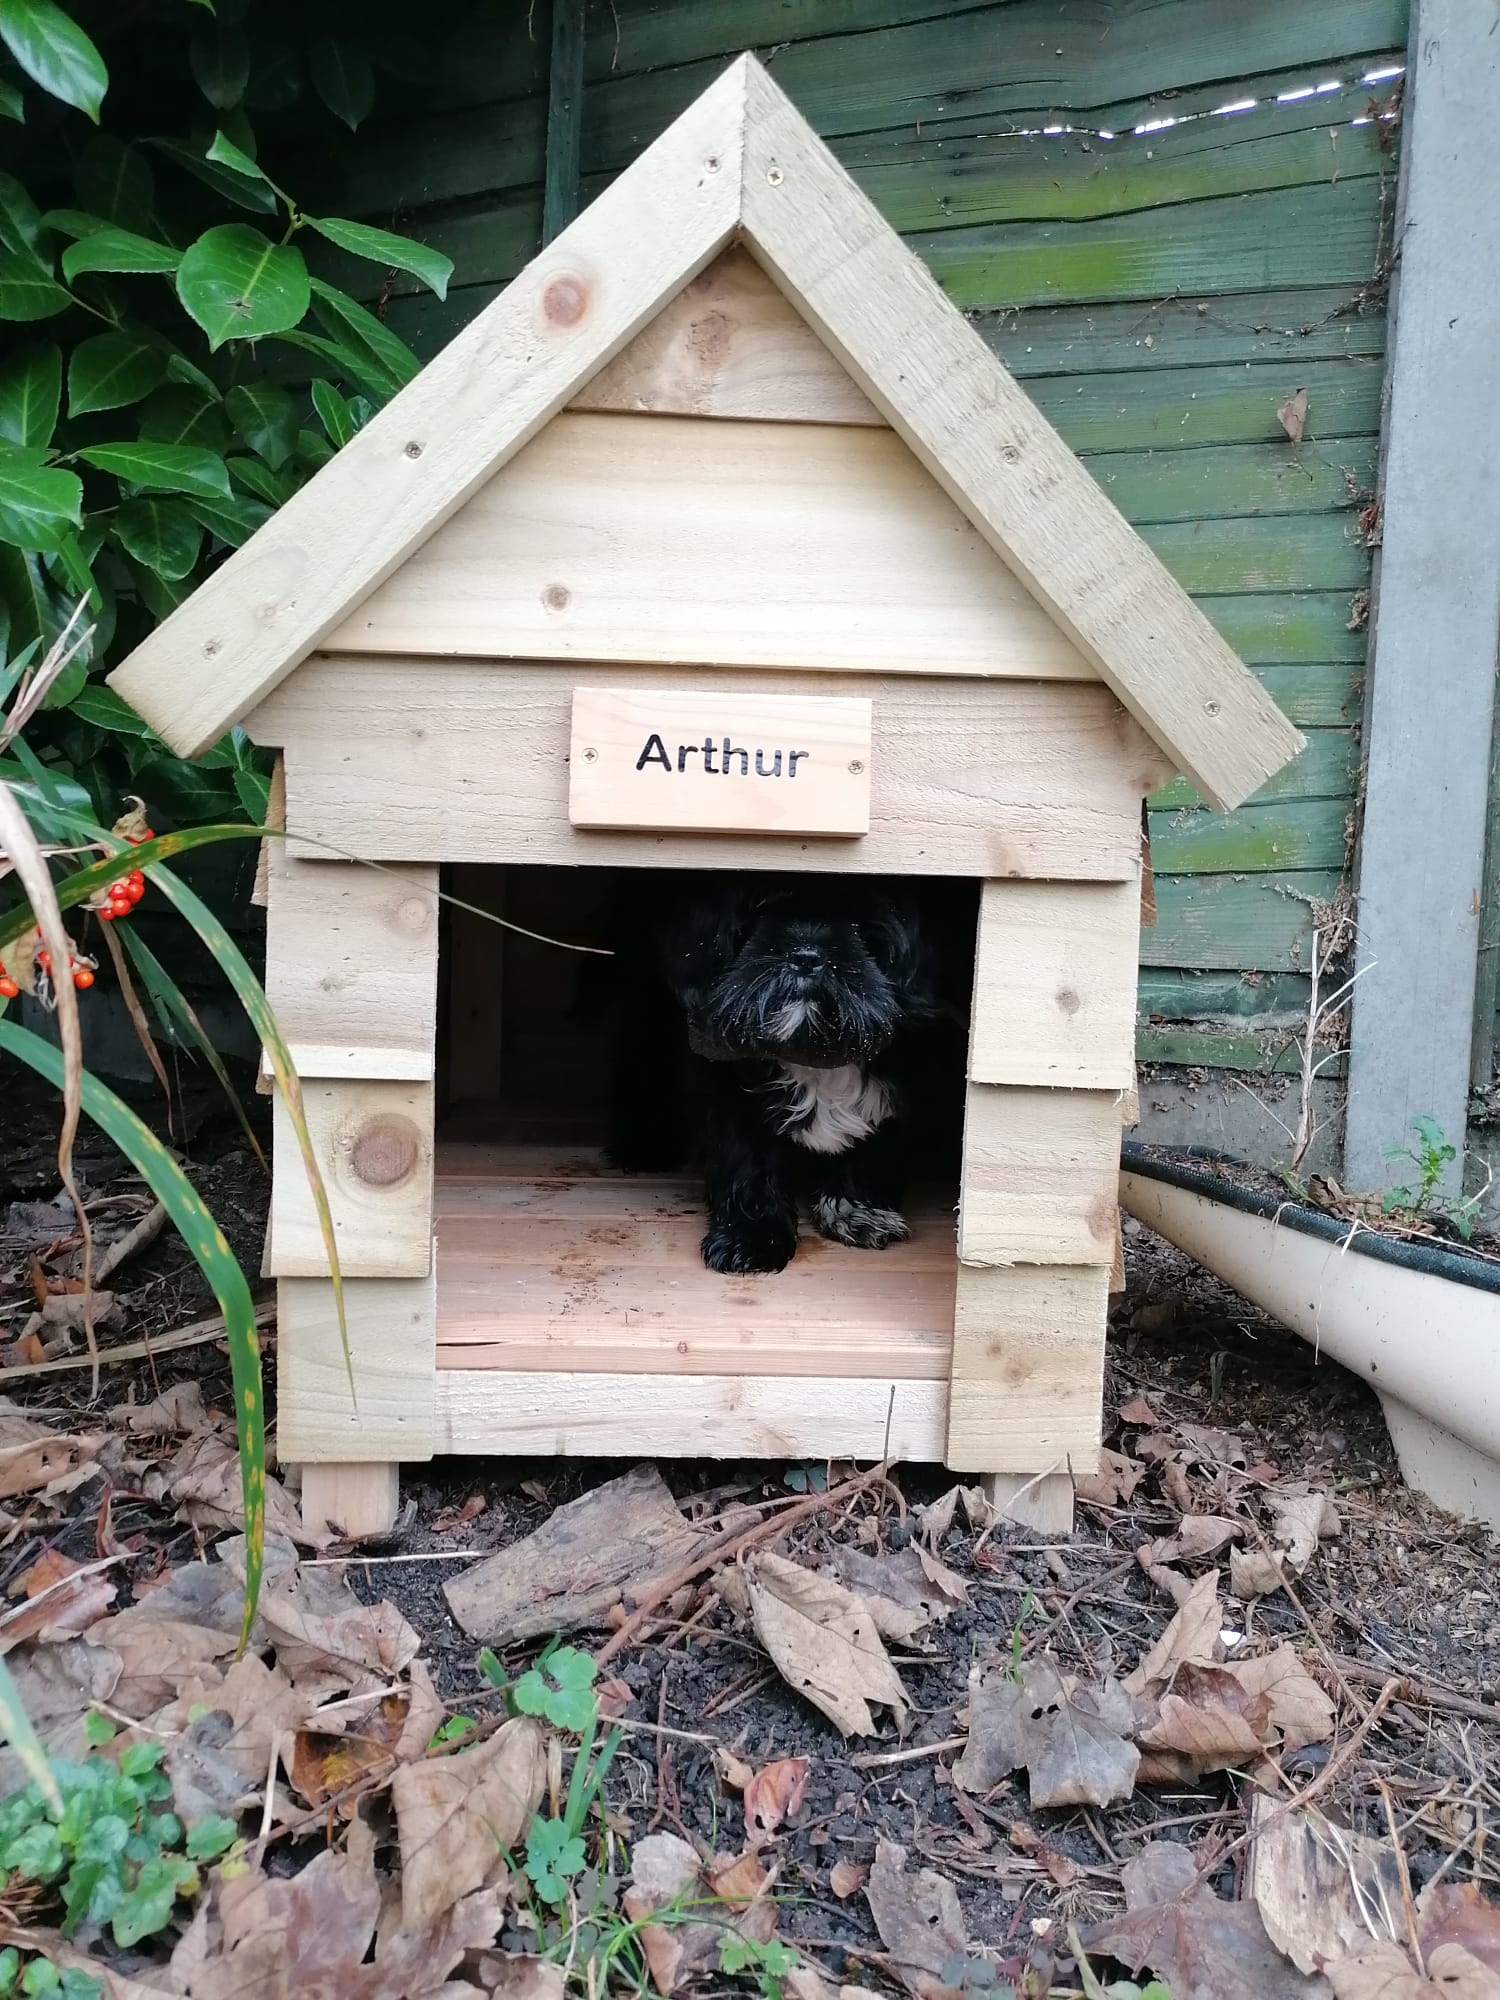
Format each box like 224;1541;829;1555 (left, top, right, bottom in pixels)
246;36;300;111
36;205;98;238
309;33;373;130
128;562;191;622
0;75;22;119
77;441;230;498
309;377;352;448
137;382;229;451
309;278;419;390
0;251;68;322
74;134;152;230
226;453;287;506
306;215;451;302
294;425;332;471
62;225;180;279
0;169;45;258
232;765;269;821
184;487;270;547
113;495;202;579
0;541;70;654
224;381;295;469
0;447;81;550
0;342;60;446
67;682;152;735
0;0;106;119
203;126;265;184
190;21;248;109
0;1016;265;1649
176;224;308;349
149;137;276;215
67;331;166;416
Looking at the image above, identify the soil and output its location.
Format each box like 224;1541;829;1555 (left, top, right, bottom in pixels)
3;1075;1498;1977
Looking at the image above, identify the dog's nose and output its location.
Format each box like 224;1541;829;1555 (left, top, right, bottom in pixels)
790;946;823;972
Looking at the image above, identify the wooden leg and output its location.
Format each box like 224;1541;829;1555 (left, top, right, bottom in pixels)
300;1461;400;1541
980;1471;1074;1535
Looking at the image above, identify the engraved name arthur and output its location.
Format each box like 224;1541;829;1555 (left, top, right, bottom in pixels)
635;734;810;778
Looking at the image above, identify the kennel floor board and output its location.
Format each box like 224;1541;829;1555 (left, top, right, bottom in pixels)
433;1142;957;1380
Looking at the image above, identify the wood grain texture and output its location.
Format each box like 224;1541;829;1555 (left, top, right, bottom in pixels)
299;1462;402;1540
957;1086;1121;1267
981;1472;1076;1533
277;1265;436;1462
572;244;881;423
946;1264;1109;1472
263;845;439;1060
250;660;1164;880
433;1165;955;1378
968;879;1140;1089
271;1080;434;1279
106;58;748;756
434;1369;947;1461
568;685;871;835
324;411;1095;680
738;58;1302;808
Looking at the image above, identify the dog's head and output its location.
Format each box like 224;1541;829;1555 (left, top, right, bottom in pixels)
659;876;940;1065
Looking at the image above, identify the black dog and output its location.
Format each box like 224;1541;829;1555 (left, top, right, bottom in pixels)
607;873;966;1274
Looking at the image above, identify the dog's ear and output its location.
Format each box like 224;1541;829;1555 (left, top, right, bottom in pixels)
867;898;944;1018
658;880;752;1011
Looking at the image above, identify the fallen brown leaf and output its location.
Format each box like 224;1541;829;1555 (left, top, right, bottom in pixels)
111;1379;209;1434
830;1860;868;1900
1145;1515;1242;1565
1080;1841;1329;1999
1419;1882;1500;1975
1230;1644;1336;1754
1125;1570;1224;1694
391;1715;544;1931
1134;1661;1273;1782
292;1691;413;1808
866;1839;967;1992
825;1545;967;1642
1279;386;1309;444
714;1745;754;1790
744;1551;908;1738
1326;1944;1500;1999
1118;1397;1160;1426
0;1549;115;1650
166;1709;254;1826
1273;1491;1341;1572
168;1428;315;1547
1249;1797;1404;1976
623;1833;776;1996
0;1636;120;1791
1074;1448;1145;1507
1231;1546;1288;1601
954;1658;1138;1808
258;1564;421;1700
744;1755;810;1844
478;1955;566;2000
913;1485;992;1545
0;1415;100;1500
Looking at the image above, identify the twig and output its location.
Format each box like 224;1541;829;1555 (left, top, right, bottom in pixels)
1331;1654;1499;1725
0;1303;273;1379
0;1553;121;1636
848;1735;965;1771
1378;1776;1424;1974
595;1465;888;1666
89;1201;168;1286
251;1726;282;1870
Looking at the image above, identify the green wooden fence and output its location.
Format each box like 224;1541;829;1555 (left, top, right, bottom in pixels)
305;0;1405;1077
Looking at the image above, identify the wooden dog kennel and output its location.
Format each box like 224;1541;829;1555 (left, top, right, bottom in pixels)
109;56;1301;1540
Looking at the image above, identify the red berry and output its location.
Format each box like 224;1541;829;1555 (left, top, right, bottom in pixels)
36;949;50;970
73;968;94;991
126;880;145;904
127;870;144;890
0;976;19;999
97;905;115;922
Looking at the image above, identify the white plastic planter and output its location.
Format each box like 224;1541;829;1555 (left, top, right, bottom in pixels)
1119;1152;1500;1530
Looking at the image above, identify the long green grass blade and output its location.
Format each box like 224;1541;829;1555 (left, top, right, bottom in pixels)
0;822;267;950
0;1652;62;1814
119;922;266;1169
0;1018;267;1653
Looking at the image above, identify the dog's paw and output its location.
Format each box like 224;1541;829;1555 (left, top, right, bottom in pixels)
812;1193;911;1250
702;1219;798;1275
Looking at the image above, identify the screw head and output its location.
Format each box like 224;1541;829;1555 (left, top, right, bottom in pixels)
767;164;784;187
848;759;864;775
404;440;423;459
1204;697;1222;717
583;747;598;763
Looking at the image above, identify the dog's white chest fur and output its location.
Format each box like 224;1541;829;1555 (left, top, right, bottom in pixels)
773;1063;893;1155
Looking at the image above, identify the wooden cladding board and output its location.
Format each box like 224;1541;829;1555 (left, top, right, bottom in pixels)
277;1264;437;1463
248;661;1164;879
571;245;883;425
568;685;872;835
969;879;1140;1089
322;411;1096;680
956;1085;1121;1267
271;1080;434;1279
433;1151;955;1378
945;1264;1108;1473
265;848;439;1062
435;1369;948;1461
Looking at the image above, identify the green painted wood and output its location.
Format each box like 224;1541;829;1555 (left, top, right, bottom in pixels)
1092;438;1374;525
1018;358;1382;452
1153;727;1356;808
1251;664;1362;728
1142;870;1340;971
915;179;1384;311
1148;798;1349;874
1136;1024;1344;1075
845;88;1386;235
1197;593;1370;665
1138;969;1312;1021
989;289;1386;378
1142;514;1368;594
542;0;587;245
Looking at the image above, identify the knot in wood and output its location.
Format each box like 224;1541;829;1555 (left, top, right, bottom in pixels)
350;1115;420;1188
541;273;588;327
542;582;570;611
1055;986;1081;1016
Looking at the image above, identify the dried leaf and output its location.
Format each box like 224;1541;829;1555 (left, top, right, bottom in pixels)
623;1832;702;1996
258;1564;420;1699
1231;1546;1288;1601
1229;1644;1336;1753
1273;1492;1340;1572
954;1658;1138;1808
0;1419;100;1499
111;1379;209;1433
866;1839;967;1989
714;1745;754;1790
824;1545;966;1641
1075;1448;1145;1507
1118;1397;1160;1426
166;1709;253;1825
1279;387;1309;444
830;1860;868;1899
744;1551;908;1737
1250;1798;1403;1975
0;1549;115;1649
392;1714;544;1931
913;1485;992;1545
1134;1662;1273;1781
1326;1944;1500;1999
1125;1570;1223;1694
1147;1515;1242;1564
292;1690;413;1807
480;1957;566;2000
744;1755;810;1844
168;1428;315;1547
1081;1841;1329;2000
1419;1882;1500;1975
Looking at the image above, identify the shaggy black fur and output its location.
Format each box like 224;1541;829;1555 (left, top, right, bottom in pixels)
607;872;968;1274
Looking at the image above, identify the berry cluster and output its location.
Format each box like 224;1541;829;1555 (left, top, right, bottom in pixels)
33;941;96;991
97;823;152;924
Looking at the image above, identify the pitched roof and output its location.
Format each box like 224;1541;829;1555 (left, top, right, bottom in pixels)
109;54;1301;810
